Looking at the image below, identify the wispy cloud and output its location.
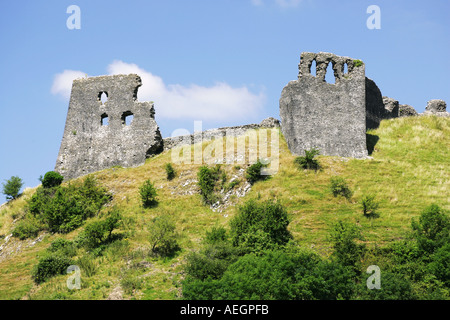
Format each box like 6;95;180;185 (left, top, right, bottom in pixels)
51;70;86;100
51;61;266;122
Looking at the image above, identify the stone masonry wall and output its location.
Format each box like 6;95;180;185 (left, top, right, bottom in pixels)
279;52;368;158
55;74;163;180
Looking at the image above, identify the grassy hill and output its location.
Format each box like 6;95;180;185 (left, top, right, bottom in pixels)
0;115;448;300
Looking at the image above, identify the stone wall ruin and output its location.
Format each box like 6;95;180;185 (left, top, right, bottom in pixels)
280;52;369;158
55;74;163;180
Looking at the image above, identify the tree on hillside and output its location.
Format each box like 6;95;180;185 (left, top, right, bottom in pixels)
2;176;24;200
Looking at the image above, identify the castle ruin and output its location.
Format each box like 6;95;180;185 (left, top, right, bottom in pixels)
55;74;163;180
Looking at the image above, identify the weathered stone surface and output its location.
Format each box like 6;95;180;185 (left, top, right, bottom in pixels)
399;104;418;117
365;77;386;129
162;118;280;151
260;117;280;128
426;99;447;113
55;74;163;180
279;52;368;158
382;96;399;118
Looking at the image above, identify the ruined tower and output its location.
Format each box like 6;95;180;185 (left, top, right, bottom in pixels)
55;74;163;180
279;52;369;158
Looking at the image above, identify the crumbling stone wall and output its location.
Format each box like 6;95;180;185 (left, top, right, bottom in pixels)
55;74;163;180
279;52;368;158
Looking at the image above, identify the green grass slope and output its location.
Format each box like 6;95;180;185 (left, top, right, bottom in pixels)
0;115;448;300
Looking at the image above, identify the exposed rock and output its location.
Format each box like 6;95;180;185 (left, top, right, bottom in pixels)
280;52;368;158
382;96;400;118
426;99;447;113
399;104;418;117
55;74;163;180
260;117;280;128
365;77;386;129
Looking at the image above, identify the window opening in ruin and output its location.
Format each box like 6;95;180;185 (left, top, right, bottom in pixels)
101;113;109;126
310;60;317;77
325;62;335;84
121;111;134;126
99;91;108;104
343;63;349;75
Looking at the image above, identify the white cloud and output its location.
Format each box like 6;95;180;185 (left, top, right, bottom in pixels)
51;70;86;99
106;60;266;121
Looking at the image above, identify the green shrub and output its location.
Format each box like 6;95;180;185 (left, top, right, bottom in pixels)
230;199;292;253
12;215;44;240
245;160;268;184
294;148;320;171
361;194;379;217
165;163;176;180
148;214;180;257
197;165;223;205
139;179;158;208
182;249;355;300
330;220;366;272
428;243;450;286
329;176;353;200
356;271;415;300
32;254;73;284
41;171;64;188
28;176;111;234
2;176;23;200
204;226;228;245
411;204;450;254
81;209;122;249
353;59;364;68
47;238;77;257
185;242;240;281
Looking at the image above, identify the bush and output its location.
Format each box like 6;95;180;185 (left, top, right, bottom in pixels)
2;176;23;200
139;179;158;208
148;214;180;257
294;148;320;171
245;160;268;184
165;163;176;180
230;199;292;253
329;176;353;200
204;226;228;245
32;254;73;284
47;238;77;257
12;215;44;240
28;176;111;233
356;271;415;300
81;209;122;249
411;204;450;254
361;194;379;217
428;243;450;286
330;221;366;272
41;171;64;188
182;249;355;300
197;165;223;205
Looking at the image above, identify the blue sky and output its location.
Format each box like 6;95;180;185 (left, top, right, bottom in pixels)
0;0;449;201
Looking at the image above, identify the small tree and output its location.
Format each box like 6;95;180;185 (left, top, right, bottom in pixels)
245;160;268;184
294;148;320;171
2;176;24;200
139;179;158;208
330;176;353;200
165;163;176;180
361;194;379;217
148;215;180;257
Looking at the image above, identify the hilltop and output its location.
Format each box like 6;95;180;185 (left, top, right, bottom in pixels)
0;115;448;300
